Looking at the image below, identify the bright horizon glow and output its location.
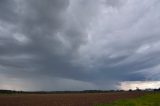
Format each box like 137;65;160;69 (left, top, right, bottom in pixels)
120;81;160;90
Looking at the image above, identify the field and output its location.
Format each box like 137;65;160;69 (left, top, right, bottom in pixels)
0;92;144;106
96;92;160;106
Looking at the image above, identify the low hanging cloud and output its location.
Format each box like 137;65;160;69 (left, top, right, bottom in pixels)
0;0;160;91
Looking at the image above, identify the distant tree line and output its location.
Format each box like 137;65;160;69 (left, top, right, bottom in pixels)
0;88;160;94
0;90;23;94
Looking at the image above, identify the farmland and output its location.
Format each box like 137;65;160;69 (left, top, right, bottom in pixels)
96;92;160;106
0;92;144;106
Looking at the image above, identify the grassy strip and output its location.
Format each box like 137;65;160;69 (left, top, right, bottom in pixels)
96;92;160;106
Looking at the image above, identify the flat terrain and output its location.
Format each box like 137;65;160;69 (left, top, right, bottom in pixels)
96;92;160;106
0;92;144;106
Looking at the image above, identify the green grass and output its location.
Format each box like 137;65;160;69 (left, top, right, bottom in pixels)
96;92;160;106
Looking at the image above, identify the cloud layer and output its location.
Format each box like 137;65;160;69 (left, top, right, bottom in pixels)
0;0;160;90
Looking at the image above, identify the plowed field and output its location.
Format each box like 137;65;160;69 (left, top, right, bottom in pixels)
0;92;145;106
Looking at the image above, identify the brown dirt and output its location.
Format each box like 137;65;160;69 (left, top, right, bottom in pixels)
0;92;145;106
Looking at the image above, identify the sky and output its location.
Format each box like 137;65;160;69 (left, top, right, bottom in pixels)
0;0;160;91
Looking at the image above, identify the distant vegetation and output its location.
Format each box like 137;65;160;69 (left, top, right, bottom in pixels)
0;89;120;94
0;88;160;94
96;92;160;106
0;90;21;94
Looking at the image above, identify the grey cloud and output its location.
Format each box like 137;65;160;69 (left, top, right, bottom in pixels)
0;0;160;91
0;0;18;22
76;0;160;80
105;0;125;7
0;0;94;88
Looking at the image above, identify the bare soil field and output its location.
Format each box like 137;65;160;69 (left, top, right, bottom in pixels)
0;92;145;106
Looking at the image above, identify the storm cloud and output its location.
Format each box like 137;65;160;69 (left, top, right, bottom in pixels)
0;0;160;91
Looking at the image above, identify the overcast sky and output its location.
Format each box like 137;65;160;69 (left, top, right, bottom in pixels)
0;0;160;91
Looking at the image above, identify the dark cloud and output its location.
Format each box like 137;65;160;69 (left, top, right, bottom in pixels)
0;0;18;22
105;0;125;7
0;0;160;90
